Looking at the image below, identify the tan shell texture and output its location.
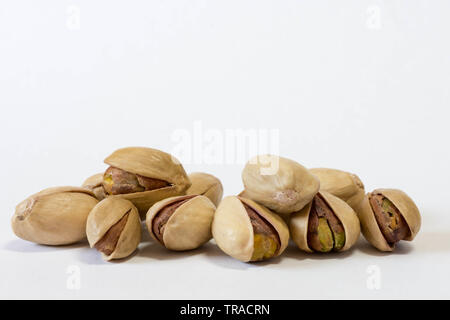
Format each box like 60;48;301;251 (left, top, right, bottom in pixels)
82;173;106;201
238;189;291;225
212;196;289;262
146;195;216;251
12;187;98;245
87;197;141;260
242;155;320;214
104;147;191;215
186;172;223;206
290;191;361;253
357;189;421;252
310;168;365;210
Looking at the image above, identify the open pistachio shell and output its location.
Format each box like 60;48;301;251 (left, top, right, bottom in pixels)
357;189;421;252
12;187;98;245
87;198;141;261
104;147;191;216
238;190;291;225
82;173;106;201
146;195;216;251
242;155;320;214
310;168;365;210
186;172;223;206
212;196;289;262
290;191;360;253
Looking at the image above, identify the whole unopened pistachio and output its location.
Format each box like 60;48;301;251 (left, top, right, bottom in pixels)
357;189;421;252
290;191;360;253
87;198;141;261
12;187;98;245
186;172;223;206
310;168;365;210
82;173;106;201
146;195;216;251
102;147;191;217
212;196;289;262
242;155;320;214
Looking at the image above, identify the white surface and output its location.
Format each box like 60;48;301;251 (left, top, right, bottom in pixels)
1;1;450;299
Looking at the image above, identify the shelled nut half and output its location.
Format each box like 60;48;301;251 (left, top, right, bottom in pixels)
186;172;223;206
87;198;141;261
358;189;421;252
310;168;365;210
12;187;98;245
290;191;360;253
103;147;191;217
146;195;216;251
82;173;106;201
212;196;289;262
242;155;320;214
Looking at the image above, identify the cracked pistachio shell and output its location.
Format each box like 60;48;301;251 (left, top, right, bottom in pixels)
238;189;291;225
12;187;98;245
290;191;360;253
82;173;106;201
186;172;223;206
212;196;289;262
242;155;320;214
310;168;365;210
358;189;421;252
87;198;141;261
146;195;216;251
104;147;191;215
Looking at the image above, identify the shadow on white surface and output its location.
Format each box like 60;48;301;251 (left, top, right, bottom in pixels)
203;242;284;270
138;241;213;261
5;231;448;269
77;246;108;265
356;240;413;256
412;231;450;254
2;239;88;253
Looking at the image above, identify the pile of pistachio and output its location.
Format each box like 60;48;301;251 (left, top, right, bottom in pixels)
11;147;421;262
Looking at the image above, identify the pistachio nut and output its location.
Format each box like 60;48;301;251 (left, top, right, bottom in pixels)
212;196;289;262
238;189;291;225
102;147;191;217
82;173;106;201
242;155;320;214
310;168;365;210
146;195;216;251
357;189;421;252
87;198;141;261
290;191;360;253
12;187;98;245
186;172;223;206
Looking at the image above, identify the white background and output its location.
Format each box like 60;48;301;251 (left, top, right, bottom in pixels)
1;1;449;299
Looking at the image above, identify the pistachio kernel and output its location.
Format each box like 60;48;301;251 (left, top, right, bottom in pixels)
244;203;280;261
151;195;197;244
369;193;410;245
94;211;130;256
103;166;171;195
307;195;346;252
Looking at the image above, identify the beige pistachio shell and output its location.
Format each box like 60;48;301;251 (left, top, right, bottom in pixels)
212;196;289;262
12;187;98;245
105;147;190;187
310;168;365;210
357;189;421;252
146;195;216;251
104;147;191;216
186;172;223;206
290;191;360;253
242;155;320;214
238;190;291;225
87;197;141;261
82;173;106;201
114;186;187;219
